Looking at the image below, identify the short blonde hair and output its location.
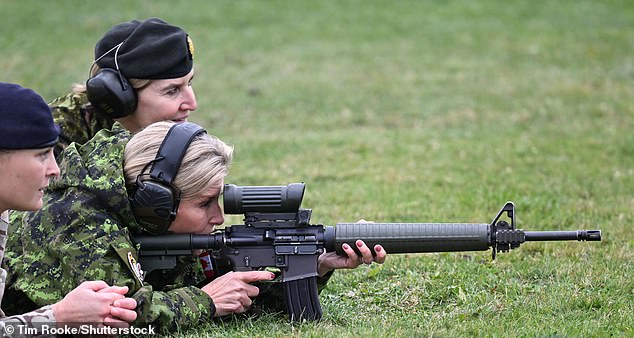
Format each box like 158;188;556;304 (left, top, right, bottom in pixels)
123;121;233;200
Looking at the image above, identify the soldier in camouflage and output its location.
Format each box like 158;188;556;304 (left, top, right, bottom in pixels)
50;17;197;159
0;82;137;333
3;121;271;332
4;120;387;333
5;17;387;333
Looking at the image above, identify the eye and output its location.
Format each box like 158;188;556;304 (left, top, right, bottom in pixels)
37;148;52;160
165;87;179;96
199;197;215;208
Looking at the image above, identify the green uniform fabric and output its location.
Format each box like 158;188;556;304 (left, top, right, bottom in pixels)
2;120;334;332
1;217;57;331
49;91;114;159
1;123;215;332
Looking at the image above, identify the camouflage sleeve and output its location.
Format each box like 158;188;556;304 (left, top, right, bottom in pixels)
9;204;215;332
49;92;114;159
0;305;56;329
1;218;56;335
108;242;216;332
2;212;25;275
132;284;215;332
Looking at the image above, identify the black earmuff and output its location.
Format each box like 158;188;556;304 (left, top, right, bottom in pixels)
129;122;206;235
86;68;138;119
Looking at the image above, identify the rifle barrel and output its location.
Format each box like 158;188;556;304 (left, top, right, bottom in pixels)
524;230;601;241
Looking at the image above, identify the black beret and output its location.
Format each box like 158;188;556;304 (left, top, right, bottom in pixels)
0;82;60;149
94;17;194;80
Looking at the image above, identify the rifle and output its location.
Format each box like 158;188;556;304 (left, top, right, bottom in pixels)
133;183;601;321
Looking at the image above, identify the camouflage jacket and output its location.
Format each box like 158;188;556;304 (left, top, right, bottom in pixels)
1;216;57;336
49;91;114;159
1;123;215;332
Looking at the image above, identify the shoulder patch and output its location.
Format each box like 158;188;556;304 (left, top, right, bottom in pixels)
112;245;145;287
127;251;145;284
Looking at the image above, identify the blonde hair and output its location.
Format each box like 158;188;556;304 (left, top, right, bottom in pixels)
72;65;152;93
123;121;233;200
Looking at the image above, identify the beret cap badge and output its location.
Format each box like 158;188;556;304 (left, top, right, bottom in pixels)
187;35;195;60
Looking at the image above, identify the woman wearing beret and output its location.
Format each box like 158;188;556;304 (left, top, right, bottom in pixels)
0;82;137;329
5;17;387;333
50;17;197;159
4;119;386;332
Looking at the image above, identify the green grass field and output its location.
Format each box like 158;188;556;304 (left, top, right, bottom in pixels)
2;1;632;337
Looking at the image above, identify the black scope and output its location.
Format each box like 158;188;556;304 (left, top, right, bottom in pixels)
223;183;305;214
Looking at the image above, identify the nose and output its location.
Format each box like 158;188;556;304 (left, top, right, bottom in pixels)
180;86;197;112
209;200;225;226
47;152;60;177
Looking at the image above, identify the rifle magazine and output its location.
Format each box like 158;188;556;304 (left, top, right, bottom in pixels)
283;276;322;321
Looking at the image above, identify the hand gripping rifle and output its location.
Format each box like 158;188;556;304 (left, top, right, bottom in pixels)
133;183;601;321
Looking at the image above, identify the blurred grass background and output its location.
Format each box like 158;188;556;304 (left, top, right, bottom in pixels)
1;0;632;337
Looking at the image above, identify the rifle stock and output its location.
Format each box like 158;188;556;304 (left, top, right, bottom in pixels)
133;183;601;322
